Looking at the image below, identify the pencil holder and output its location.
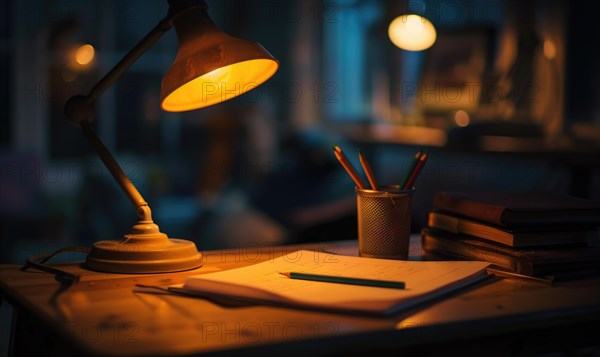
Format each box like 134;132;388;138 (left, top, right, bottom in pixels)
356;185;414;260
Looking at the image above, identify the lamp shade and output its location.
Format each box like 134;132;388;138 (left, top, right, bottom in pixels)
161;5;279;112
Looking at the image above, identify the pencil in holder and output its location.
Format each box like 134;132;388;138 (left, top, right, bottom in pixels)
356;185;414;260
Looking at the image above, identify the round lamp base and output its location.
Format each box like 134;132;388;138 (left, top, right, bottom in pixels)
86;238;203;274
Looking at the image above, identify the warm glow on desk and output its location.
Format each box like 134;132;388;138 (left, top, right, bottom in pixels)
388;14;436;51
161;58;278;111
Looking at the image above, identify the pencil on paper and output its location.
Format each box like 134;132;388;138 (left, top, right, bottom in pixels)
358;149;378;190
279;271;406;289
332;145;367;189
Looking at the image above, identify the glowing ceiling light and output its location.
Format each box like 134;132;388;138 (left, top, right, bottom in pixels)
388;14;436;51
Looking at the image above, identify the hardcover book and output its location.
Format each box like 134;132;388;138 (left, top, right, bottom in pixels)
421;228;600;276
427;211;597;247
433;191;600;227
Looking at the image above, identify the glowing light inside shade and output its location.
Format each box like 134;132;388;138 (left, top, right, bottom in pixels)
543;39;556;60
388;14;436;51
161;59;278;112
454;110;470;127
75;44;95;65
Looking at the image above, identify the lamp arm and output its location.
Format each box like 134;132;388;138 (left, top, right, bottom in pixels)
85;17;173;103
65;15;174;123
80;121;152;220
64;0;208;222
83;0;209;103
66;18;173;222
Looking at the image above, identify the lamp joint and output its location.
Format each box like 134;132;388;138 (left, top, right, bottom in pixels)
137;204;154;222
65;95;95;126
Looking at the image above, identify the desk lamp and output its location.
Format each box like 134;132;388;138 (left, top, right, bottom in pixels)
64;0;278;273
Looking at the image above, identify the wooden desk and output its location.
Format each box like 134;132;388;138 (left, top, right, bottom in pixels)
1;238;600;356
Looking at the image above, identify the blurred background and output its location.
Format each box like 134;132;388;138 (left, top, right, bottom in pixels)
1;0;599;263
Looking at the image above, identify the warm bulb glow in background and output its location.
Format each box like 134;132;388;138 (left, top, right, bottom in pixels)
75;44;95;65
454;110;470;127
543;39;557;60
388;14;437;51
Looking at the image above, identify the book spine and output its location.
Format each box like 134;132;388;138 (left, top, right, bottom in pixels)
428;212;460;234
428;211;515;246
433;192;506;226
421;231;534;275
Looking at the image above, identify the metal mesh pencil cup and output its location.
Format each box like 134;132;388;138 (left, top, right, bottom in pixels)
356;185;414;260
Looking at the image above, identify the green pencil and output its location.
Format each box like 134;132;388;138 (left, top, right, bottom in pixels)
279;272;405;289
400;149;422;189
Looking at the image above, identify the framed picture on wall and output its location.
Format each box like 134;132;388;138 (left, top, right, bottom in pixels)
417;29;494;115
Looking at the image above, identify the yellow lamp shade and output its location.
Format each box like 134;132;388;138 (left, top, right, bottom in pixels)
388;14;436;51
161;6;279;112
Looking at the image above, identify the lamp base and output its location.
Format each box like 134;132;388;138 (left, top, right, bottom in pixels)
86;238;202;273
86;220;203;274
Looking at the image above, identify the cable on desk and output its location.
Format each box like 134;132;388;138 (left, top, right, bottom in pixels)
21;246;90;286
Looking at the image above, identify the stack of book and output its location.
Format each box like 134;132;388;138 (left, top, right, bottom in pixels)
422;191;600;278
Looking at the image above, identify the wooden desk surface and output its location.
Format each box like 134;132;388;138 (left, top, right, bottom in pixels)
1;238;600;356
